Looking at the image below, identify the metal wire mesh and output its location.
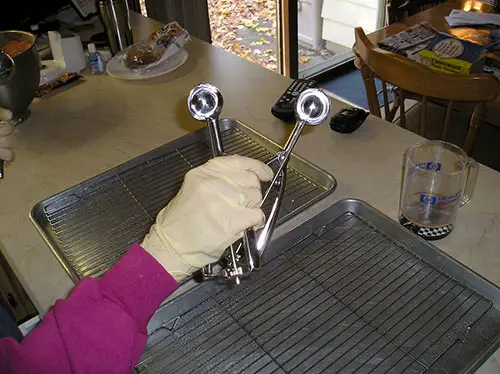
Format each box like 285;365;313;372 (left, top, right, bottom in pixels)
136;211;500;374
35;123;334;280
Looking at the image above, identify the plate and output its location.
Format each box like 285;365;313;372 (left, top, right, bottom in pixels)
106;48;188;80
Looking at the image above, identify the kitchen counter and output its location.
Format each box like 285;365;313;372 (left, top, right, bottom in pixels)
2;11;500;348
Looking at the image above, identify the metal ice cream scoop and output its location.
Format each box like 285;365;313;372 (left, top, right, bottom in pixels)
237;88;331;276
188;83;224;157
191;87;331;283
188;83;246;284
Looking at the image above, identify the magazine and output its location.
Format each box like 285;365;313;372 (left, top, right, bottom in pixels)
377;22;438;60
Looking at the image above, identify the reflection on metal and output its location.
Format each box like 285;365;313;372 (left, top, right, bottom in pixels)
188;83;225;157
193;86;331;284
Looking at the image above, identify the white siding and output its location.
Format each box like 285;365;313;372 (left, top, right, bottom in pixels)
321;0;380;48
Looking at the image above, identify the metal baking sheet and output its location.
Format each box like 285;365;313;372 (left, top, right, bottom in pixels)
30;118;336;282
137;199;500;374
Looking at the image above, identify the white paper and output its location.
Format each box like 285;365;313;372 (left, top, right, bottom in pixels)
446;9;500;27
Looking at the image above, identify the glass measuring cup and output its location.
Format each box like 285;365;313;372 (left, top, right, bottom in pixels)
399;140;478;240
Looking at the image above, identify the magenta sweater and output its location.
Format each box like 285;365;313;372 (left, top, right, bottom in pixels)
0;244;179;373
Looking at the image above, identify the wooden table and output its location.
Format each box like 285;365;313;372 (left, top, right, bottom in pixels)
369;0;496;42
367;0;500;125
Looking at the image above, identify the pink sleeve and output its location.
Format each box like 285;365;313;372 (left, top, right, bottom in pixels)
0;244;179;374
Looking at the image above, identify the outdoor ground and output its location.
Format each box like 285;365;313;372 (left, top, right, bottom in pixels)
207;0;336;73
139;0;338;73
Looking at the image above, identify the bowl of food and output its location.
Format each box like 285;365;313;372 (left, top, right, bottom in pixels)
0;31;40;124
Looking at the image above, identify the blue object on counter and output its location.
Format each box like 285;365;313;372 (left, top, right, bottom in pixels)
88;43;105;74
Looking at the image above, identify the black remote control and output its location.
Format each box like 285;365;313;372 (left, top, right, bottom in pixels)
271;79;318;121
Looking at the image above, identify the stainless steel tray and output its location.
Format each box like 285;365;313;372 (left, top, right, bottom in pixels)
138;199;500;374
30;119;336;281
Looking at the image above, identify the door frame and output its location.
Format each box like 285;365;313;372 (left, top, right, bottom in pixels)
277;0;299;78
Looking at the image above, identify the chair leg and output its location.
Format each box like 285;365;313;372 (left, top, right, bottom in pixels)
441;101;454;141
463;102;486;156
382;81;390;119
387;87;400;123
360;64;382;118
420;96;427;137
387;104;400;122
399;90;406;129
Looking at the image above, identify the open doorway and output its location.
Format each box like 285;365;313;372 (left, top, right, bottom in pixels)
298;0;386;77
207;0;353;76
141;0;384;78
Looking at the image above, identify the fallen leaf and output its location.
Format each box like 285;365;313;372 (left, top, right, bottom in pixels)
244;21;258;28
207;0;280;72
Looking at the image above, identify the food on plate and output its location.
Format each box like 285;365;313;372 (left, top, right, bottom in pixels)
125;21;189;69
126;44;161;68
2;40;31;58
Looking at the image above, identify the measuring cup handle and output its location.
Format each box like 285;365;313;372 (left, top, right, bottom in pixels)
461;158;478;206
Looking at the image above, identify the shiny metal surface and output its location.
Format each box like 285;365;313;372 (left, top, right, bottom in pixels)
188;83;225;157
255;89;331;255
30;118;336;282
0;31;40;125
202;88;331;284
98;0;134;55
0;51;13;84
294;88;331;126
138;199;500;374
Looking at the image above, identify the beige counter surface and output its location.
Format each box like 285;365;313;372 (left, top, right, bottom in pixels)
1;14;500;329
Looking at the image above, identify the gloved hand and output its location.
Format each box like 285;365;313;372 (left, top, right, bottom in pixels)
0;108;14;162
141;155;274;282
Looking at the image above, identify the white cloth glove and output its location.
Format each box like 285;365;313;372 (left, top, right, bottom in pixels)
0;108;14;162
141;155;274;282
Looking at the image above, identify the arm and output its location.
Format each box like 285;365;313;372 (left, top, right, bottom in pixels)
0;153;272;374
0;244;178;374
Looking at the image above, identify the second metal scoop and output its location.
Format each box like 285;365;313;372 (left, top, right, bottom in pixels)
237;88;331;278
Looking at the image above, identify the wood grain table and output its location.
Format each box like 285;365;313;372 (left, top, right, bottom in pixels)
366;0;500;125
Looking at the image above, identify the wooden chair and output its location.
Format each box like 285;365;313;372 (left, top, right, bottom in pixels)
354;27;500;155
